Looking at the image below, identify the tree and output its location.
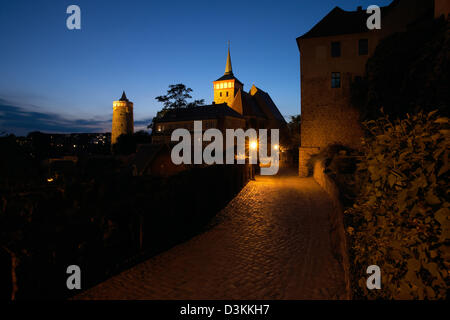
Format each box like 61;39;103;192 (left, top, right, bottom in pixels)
287;115;301;149
112;131;151;155
148;84;205;129
351;17;449;120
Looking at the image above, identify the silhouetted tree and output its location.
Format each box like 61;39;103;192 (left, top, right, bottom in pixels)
148;84;205;129
351;16;449;120
0;134;39;186
27;131;51;160
112;131;151;155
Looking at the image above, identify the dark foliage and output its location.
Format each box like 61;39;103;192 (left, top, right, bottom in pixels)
0;138;251;300
149;84;205;129
112;131;152;155
352;17;449;120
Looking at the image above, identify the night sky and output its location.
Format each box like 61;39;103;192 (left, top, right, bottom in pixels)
0;0;391;135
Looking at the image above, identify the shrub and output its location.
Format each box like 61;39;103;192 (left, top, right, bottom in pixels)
308;144;360;206
345;110;449;299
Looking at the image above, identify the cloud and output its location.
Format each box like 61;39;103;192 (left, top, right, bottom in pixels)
0;98;112;136
134;119;153;132
0;98;153;136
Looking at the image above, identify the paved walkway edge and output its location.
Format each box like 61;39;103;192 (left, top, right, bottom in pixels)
313;160;352;300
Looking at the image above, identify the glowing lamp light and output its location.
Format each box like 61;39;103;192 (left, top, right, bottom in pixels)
47;178;54;183
250;141;258;150
273;144;279;150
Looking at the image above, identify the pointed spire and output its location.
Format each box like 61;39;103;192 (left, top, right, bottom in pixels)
224;41;233;75
119;91;129;101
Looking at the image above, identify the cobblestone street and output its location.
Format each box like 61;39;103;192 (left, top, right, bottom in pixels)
76;173;347;300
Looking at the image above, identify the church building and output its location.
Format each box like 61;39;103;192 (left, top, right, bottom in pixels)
152;47;287;144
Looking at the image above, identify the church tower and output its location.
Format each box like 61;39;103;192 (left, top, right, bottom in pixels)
213;44;243;106
112;91;134;146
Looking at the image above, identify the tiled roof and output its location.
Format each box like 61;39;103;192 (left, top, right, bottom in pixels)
249;85;286;123
298;1;398;40
154;103;243;123
215;73;244;85
231;89;266;118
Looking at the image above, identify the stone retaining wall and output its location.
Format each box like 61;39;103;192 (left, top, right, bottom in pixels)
313;159;351;299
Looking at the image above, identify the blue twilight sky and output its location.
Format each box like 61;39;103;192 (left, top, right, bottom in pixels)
0;0;391;135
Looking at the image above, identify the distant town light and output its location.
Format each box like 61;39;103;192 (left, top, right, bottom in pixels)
47;178;54;183
273;144;279;150
250;141;258;150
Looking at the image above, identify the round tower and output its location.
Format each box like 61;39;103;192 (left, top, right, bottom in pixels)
112;91;134;146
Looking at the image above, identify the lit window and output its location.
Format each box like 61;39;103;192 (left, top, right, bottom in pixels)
220;83;223;89
331;72;341;88
215;84;219;89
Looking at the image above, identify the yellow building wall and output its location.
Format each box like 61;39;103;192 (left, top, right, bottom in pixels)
213;79;243;106
112;100;134;145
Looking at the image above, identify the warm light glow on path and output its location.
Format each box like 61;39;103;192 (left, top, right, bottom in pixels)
75;173;347;300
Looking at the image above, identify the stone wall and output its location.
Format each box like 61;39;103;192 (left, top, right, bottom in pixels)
112;101;134;145
435;0;450;18
313;159;351;299
296;0;435;177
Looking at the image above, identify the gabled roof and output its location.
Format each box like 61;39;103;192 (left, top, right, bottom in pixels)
298;1;398;40
249;85;286;124
231;89;266;118
154;103;243;123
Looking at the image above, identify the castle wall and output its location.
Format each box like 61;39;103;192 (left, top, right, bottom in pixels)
297;1;435;177
297;32;375;176
435;0;450;18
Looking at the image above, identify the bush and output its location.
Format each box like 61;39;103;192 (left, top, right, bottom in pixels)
308;144;360;206
345;110;449;299
351;17;449;121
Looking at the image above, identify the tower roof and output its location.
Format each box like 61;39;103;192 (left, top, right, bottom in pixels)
215;43;243;85
119;91;129;102
225;44;233;75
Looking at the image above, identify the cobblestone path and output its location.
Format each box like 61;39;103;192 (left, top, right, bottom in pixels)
76;175;347;300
